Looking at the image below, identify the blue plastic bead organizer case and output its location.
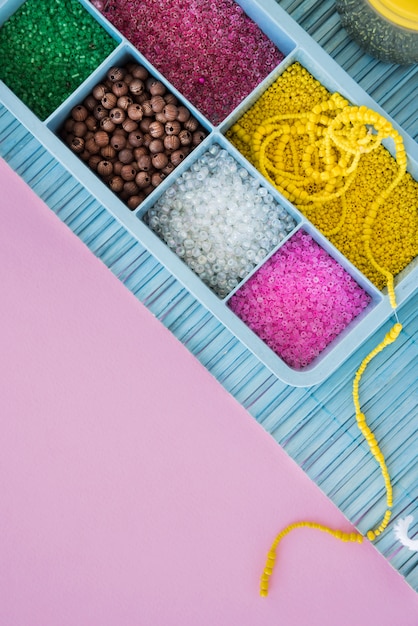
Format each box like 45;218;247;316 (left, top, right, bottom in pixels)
0;0;417;388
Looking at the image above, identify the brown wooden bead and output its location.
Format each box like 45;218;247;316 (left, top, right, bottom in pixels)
108;175;124;193
129;79;145;96
113;161;124;175
129;64;149;80
110;133;127;151
161;162;175;176
107;66;126;82
147;78;166;96
165;120;181;136
93;130;110;147
117;95;133;111
184;116;199;132
135;171;151;188
79;150;90;162
72;121;88;137
139;117;152;133
133;146;147;159
83;95;98;112
170;149;188;166
136;92;149;104
111;81;129;97
142;133;152;147
101;92;118;110
123;180;140;196
118;148;134;164
143;185;155;196
109;107;126;124
85;115;98;132
151;171;165;187
93;104;107;121
127;103;144;121
163;134;180;151
120;164;137;181
149;139;164;154
92;83;107;100
85;137;101;155
176;105;191;123
127;195;144;210
150;95;165;113
164;93;178;105
70;136;85;153
88;154;102;170
71;104;88;122
155;111;168;123
64;118;75;133
128;130;144;148
163;104;178;121
100;145;116;159
100;117;116;133
192;130;206;146
137;154;152;171
141;100;153;117
178;129;192;146
97;160;114;177
123;73;133;85
122;118;138;133
148;121;165;138
152;152;168;170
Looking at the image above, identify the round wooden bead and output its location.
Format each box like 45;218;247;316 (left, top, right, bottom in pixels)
135;171;151;188
100;117;116;133
107;66;126;82
72;121;88;137
93;104;107;121
122;118;138;133
100;145;116;159
110;133;127;151
113;161;124;175
165;120;181;136
129;64;149;81
118;148;134;164
120;164;137;181
64;118;75;133
127;195;144;210
108;175;124;193
152;152;168;169
133;146;148;159
192;130;206;146
151;171;165;187
129;79;145;96
170;149;188;166
71;104;88;122
70;136;85;153
88;155;102;170
141;100;154;117
183;117;199;132
92;83;107;100
127;104;144;121
85;115;98;132
155;111;168;123
101;92;118;110
178;129;192;146
128;130;144;147
150;95;165;113
164;93;178;106
139;117;153;133
97;160;113;177
111;81;129;97
93;130;110;147
137;154;152;171
117;95;133;111
85;137;101;155
163;134;180;151
148;121;165;138
147;78;166;96
163;104;178;121
83;95;98;112
149;139;164;154
161;162;175;176
123;180;140;196
109;107;126;124
176;105;191;123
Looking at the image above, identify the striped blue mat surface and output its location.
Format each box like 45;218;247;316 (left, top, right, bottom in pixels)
1;0;417;591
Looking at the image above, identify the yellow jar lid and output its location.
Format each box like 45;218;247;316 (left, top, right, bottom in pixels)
368;0;418;31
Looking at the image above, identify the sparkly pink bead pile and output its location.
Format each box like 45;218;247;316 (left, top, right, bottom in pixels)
228;230;371;369
91;0;283;125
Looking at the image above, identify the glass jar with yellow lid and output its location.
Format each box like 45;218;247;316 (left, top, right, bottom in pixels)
335;0;418;64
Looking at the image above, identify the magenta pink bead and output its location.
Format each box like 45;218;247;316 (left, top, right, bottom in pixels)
94;0;284;125
228;231;371;369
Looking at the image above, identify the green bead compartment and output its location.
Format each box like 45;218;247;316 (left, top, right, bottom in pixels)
0;0;117;120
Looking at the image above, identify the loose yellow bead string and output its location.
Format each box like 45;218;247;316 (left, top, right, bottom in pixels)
260;522;363;597
251;95;408;597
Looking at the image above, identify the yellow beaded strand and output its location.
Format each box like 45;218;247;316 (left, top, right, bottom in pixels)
260;521;363;597
352;322;403;540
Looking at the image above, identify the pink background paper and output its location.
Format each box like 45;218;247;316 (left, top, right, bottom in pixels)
1;158;417;625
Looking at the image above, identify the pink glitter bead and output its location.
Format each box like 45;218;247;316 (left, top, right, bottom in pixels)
93;0;284;125
228;231;371;369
